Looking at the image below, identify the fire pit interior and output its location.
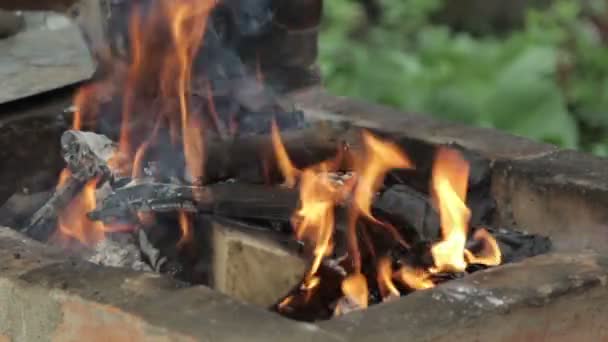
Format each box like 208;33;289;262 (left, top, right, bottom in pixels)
0;0;569;327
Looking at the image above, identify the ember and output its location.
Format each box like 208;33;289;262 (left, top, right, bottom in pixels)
2;0;552;323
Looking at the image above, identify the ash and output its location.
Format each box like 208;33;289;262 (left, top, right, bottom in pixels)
87;233;152;272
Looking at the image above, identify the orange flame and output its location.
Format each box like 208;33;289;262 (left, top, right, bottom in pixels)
338;273;368;311
271;119;300;188
430;148;471;273
292;169;340;282
377;257;400;300
56;168;72;190
169;1;213;181
465;228;502;266
353;131;413;219
58;178;105;245
397;265;435;290
177;211;194;248
348;131;413;273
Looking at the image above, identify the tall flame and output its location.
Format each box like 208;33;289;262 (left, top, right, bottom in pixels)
292;169;339;283
169;1;213;181
271;119;299;188
430;148;471;273
348;131;413;273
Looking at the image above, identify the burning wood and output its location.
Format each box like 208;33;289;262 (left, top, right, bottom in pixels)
88;181;298;225
23;130;115;241
3;0;553;324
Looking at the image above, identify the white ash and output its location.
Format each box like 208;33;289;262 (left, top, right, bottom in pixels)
325;172;355;186
87;233;152;272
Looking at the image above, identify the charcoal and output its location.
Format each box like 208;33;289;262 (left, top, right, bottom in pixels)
384;138;491;193
481;227;552;263
467;190;496;228
372;184;440;242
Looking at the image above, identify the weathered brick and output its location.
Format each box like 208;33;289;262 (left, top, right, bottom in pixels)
0;228;340;342
290;87;557;160
492;150;608;252
209;218;306;307
320;252;608;342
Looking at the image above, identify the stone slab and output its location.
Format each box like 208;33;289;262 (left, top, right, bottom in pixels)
492;150;608;252
0;21;94;104
1;226;606;341
290;87;558;160
0;227;342;342
321;252;608;341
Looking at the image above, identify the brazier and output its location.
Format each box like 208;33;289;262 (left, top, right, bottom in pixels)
0;86;607;341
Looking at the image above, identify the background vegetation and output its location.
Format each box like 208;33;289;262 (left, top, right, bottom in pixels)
319;0;608;155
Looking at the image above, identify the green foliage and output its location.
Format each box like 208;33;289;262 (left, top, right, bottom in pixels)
320;0;608;155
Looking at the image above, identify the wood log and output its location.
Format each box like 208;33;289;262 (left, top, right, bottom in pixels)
23;130;115;241
203;120;352;183
88;181;299;225
23;176;87;241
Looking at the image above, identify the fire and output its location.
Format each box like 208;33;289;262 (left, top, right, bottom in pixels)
58;178;105;245
54;0;219;248
430;148;502;273
177;211;194;248
348;131;413;272
271;119;299;188
353;131;412;220
397;265;435;290
465;228;502;266
169;1;213;182
430;147;471;273
337;273;368;312
56;169;71;190
377;257;400;300
54;0;506;315
292;169;339;283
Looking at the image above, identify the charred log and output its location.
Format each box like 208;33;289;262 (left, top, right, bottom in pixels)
88;181;299;225
23;131;115;241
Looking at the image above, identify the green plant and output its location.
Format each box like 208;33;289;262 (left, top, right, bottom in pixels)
320;0;608;155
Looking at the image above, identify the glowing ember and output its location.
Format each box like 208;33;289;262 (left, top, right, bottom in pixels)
397;265;435;290
57;178;105;246
377;257;400;300
465;228;502;266
336;273;368;313
177;211;194;248
271;119;299;188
